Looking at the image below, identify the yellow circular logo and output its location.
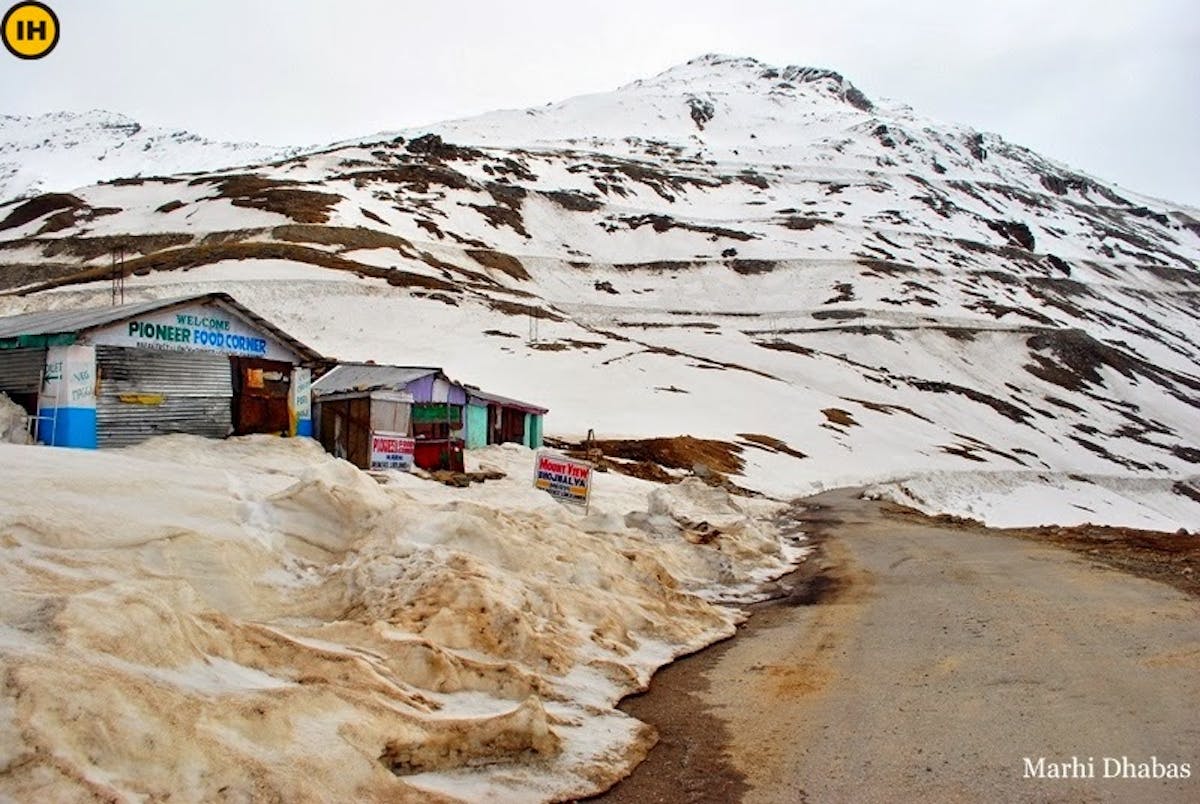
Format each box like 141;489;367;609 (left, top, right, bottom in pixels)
3;2;59;59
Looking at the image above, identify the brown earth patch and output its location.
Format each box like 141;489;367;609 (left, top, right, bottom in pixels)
104;176;184;187
753;340;811;360
0;233;194;269
810;309;866;321
0;262;96;290
466;249;529;281
821;408;859;427
198;229;263;246
194;175;342;224
485;299;565;322
0;193;86;232
729;259;776;275
272;224;416;255
1174;481;1200;505
403;133;486;162
905;378;1033;424
603;459;679;484
1025;328;1200;402
547;435;755;494
334;164;474;193
416;219;444;239
423;469;507;488
845;398;934;423
621;213;755;242
939;444;990;463
610;260;698;273
857;258;924;277
469;204;529;237
628;322;719;330
781;216;829;231
583;436;744;476
36;205;121;235
736;433;808;460
544;190;603;212
824;282;856;304
360;208;389;226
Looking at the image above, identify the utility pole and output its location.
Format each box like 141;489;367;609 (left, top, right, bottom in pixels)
110;245;126;306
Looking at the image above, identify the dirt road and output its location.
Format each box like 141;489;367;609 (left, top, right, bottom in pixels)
600;487;1200;803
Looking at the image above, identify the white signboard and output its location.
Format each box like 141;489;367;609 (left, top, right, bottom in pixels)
292;367;312;419
39;344;95;410
371;431;416;471
533;450;592;507
90;303;296;361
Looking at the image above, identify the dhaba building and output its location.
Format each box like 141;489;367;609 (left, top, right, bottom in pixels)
311;363;547;472
0;293;322;448
463;386;547;451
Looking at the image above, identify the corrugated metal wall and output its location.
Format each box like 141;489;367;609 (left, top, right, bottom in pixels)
96;346;233;448
0;347;47;395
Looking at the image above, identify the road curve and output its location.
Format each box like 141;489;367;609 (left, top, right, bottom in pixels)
602;487;1200;803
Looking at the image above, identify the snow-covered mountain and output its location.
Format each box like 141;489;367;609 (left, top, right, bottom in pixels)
1;53;1198;515
0;110;302;202
2;53;1200;803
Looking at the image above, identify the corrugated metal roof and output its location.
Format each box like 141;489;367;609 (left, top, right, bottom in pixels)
311;364;441;395
0;293;323;361
465;386;549;414
0;296;191;339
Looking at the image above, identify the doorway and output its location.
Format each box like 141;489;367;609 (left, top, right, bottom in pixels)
230;357;292;435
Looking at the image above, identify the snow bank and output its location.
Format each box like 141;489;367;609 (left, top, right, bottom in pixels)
864;471;1200;531
0;393;30;445
0;436;801;801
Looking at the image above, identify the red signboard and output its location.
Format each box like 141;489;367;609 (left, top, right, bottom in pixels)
371;431;416;471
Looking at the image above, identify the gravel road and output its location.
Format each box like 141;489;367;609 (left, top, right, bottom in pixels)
600;487;1200;803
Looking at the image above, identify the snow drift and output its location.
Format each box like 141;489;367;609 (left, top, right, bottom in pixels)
0;437;799;801
0;393;29;444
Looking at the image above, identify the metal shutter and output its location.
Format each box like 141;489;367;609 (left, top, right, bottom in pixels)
96;346;233;448
0;347;47;395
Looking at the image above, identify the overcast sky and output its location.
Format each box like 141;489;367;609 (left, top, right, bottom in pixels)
1;0;1197;205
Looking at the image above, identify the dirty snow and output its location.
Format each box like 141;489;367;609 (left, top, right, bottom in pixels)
0;436;800;801
0;393;30;445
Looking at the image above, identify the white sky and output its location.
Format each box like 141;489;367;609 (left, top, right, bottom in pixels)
1;0;1197;206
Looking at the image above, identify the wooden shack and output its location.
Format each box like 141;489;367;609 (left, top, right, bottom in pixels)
311;365;466;471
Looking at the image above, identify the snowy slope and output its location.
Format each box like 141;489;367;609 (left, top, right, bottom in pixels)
0;110;302;203
0;54;1197;518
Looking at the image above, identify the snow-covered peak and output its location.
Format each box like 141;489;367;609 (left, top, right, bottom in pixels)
382;55;895;169
627;54;873;111
0;110;302;203
385;54;1145;208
